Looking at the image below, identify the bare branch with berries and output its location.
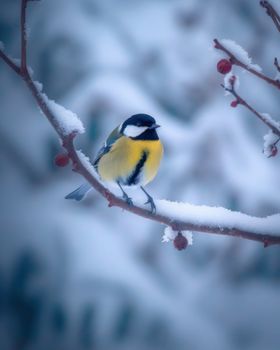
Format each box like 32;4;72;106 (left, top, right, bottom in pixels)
221;75;280;138
214;39;280;90
214;26;280;157
1;0;280;249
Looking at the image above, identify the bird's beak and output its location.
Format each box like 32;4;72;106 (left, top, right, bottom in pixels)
149;123;160;129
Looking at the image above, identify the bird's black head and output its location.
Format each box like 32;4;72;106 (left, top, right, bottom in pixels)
120;114;160;140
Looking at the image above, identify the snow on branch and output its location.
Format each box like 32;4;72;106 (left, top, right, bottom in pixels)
42;94;85;136
214;39;280;90
219;39;262;72
1;0;280;249
214;6;280;156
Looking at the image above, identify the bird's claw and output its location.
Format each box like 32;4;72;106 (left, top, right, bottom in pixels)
123;194;133;206
145;197;156;214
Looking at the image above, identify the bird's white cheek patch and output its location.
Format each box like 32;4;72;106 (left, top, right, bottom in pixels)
123;125;148;137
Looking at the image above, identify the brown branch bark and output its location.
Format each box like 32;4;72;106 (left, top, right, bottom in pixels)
1;0;280;247
213;39;280;90
0;50;21;75
260;1;280;33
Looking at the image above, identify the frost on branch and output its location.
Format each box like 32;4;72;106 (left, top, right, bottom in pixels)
41;93;85;136
261;112;280;131
220;39;262;72
76;150;95;173
263;130;279;157
223;72;240;95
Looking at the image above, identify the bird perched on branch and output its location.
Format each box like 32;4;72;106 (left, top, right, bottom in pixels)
66;114;163;213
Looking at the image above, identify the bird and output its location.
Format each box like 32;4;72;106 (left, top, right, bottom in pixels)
65;113;163;213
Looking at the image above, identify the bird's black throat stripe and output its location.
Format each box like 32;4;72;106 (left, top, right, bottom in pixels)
126;150;148;185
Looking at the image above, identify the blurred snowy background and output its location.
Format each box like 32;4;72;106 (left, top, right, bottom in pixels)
1;0;280;349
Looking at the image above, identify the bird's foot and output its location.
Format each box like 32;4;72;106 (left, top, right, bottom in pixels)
145;195;156;214
123;193;134;206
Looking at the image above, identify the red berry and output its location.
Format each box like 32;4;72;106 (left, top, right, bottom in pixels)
54;153;70;167
217;59;232;74
231;100;239;108
268;145;278;158
173;232;188;251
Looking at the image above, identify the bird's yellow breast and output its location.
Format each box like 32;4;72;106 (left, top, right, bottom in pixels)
97;136;163;185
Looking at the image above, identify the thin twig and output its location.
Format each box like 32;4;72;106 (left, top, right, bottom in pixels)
221;79;280;137
260;1;280;33
0;0;280;247
0;50;21;75
274;57;280;73
21;0;28;73
214;39;280;90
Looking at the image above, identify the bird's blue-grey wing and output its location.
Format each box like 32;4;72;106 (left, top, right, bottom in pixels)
93;126;122;169
65;125;121;201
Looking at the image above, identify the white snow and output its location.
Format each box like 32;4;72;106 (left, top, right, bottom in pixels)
263;130;279;157
156;199;280;236
220;39;262;72
10;57;21;67
76;150;99;179
275;71;280;81
223;71;240;94
33;80;43;92
42;93;85;135
162;226;193;245
261;112;280;131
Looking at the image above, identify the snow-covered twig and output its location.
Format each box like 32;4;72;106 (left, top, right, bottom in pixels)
260;0;280;33
1;0;280;247
221;77;280;137
213;39;280;90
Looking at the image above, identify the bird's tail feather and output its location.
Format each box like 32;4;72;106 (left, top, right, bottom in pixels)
65;183;92;201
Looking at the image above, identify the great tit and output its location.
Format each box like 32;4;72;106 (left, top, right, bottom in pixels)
65;113;163;213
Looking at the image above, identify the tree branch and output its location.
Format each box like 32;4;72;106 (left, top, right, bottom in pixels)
274;57;280;73
21;0;28;73
260;1;280;33
214;39;280;90
1;0;280;247
0;49;21;75
221;78;280;137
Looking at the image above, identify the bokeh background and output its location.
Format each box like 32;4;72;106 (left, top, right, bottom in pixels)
1;0;280;349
